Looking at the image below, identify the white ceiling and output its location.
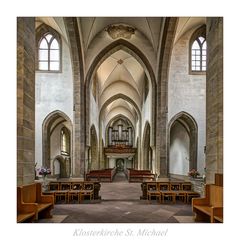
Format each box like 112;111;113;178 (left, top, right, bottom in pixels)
97;49;144;126
79;17;164;52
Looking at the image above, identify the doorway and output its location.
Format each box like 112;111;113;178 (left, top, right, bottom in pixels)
116;158;124;172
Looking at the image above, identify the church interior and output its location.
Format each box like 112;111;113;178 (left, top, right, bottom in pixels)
17;17;223;224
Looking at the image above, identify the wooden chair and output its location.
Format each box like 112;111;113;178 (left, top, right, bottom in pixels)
68;182;83;203
158;182;176;203
170;183;185;202
80;182;94;201
54;182;71;203
48;182;59;191
158;182;169;191
181;183;192;191
146;182;161;203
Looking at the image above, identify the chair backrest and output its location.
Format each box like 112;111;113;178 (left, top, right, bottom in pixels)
158;182;169;190
147;182;157;191
48;182;59;190
170;183;181;191
84;182;94;190
60;182;71;190
181;183;192;191
72;182;83;190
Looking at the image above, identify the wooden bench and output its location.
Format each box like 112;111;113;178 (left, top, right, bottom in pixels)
17;183;54;223
86;168;116;182
192;184;223;223
127;169;155;182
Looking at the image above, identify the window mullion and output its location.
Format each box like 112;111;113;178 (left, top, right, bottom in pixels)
48;42;50;71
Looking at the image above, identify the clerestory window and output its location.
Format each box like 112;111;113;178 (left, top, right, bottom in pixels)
190;26;207;74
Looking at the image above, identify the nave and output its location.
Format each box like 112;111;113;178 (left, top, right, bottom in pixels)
17;16;223;224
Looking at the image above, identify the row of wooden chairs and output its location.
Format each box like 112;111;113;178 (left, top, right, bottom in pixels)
47;182;93;191
146;182;199;204
45;182;94;204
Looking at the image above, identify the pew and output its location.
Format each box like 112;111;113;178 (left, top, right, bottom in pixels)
17;183;54;223
86;168;116;182
192;184;223;223
126;169;155;182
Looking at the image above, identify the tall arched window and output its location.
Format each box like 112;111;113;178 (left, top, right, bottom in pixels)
190;26;206;73
61;127;70;155
36;24;61;72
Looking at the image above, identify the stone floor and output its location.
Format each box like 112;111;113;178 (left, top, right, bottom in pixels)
37;172;196;223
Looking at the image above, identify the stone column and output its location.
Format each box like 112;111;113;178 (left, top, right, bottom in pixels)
156;18;178;177
17;17;35;186
206;17;223;183
64;18;85;178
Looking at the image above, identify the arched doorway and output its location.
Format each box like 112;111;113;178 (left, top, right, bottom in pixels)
53;155;70;178
116;159;124;172
168;112;198;176
42;110;72;176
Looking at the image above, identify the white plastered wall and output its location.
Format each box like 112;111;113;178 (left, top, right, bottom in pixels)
168;28;206;175
35;36;73;168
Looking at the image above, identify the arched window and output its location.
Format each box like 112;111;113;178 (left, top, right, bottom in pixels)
190;26;206;73
61;127;70;155
36;24;61;72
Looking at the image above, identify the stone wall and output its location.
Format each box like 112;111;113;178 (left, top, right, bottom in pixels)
168;27;206;175
17;17;35;186
206;18;223;183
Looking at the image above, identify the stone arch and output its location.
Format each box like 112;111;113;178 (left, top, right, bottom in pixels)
168;111;198;175
105;114;135;147
42;110;72;169
90;125;99;170
52;155;70;178
100;93;141;120
85;39;156;146
142;121;151;170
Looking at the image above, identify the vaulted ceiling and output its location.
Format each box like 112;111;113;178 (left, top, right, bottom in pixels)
79;17;164;53
35;17;206;138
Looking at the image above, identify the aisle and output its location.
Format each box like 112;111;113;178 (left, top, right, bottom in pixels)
100;172;142;200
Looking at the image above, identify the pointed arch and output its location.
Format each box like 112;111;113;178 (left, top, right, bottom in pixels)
52;155;69;178
36;23;62;71
42;110;72;168
105;114;135;147
168;111;198;175
100;93;141;120
85;39;156;146
189;25;207;73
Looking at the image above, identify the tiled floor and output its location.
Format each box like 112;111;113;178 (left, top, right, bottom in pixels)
37;172;196;223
